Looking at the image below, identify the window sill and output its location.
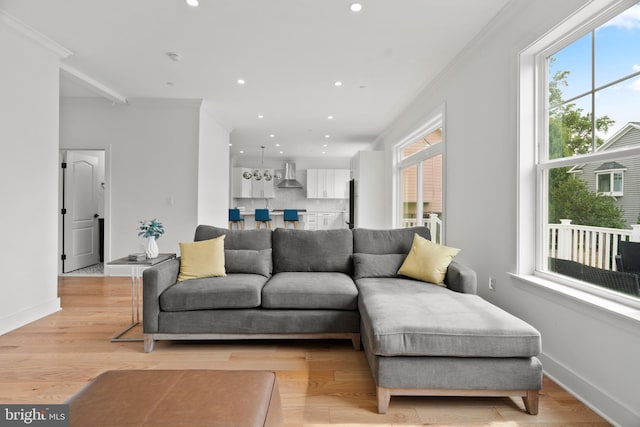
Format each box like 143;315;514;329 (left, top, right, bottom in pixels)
509;272;640;326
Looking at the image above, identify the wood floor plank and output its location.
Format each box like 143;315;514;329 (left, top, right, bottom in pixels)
0;276;612;426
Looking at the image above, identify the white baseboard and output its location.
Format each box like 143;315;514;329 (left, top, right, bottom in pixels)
0;298;61;336
540;352;638;427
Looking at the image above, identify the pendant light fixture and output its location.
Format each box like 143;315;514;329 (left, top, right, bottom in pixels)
243;146;275;181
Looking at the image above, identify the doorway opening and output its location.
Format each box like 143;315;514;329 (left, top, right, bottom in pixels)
59;149;107;275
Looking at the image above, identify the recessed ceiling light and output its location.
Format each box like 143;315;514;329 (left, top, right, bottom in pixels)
228;143;232;146
349;2;363;12
239;150;245;154
269;134;275;138
258;114;264;119
334;81;343;87
322;151;326;155
323;144;328;147
324;134;330;138
237;79;246;85
275;143;280;147
327;115;334;120
186;0;199;7
279;151;284;154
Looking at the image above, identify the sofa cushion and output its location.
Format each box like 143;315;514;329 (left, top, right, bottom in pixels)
353;253;406;280
225;249;272;277
177;236;226;282
272;229;353;273
160;274;268;311
357;278;541;357
353;226;430;255
194;225;272;250
397;234;460;285
262;272;358;310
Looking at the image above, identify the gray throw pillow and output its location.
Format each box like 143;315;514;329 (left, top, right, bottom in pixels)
353;253;406;280
224;249;272;277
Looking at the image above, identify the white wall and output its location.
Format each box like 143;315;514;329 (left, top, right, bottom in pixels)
60;98;203;269
0;18;66;334
352;151;386;228
376;1;639;425
198;101;230;227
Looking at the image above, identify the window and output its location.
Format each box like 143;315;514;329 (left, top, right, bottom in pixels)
395;107;444;243
520;0;640;303
596;168;624;196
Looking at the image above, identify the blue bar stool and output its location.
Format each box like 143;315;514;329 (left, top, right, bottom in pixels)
228;208;245;230
283;209;299;229
255;209;272;229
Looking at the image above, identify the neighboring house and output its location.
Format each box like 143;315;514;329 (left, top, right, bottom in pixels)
569;122;640;227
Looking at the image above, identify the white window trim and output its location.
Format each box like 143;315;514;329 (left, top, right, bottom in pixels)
596;169;624;196
392;104;446;231
516;0;640;317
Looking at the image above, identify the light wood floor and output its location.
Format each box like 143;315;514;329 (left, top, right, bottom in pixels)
0;276;610;426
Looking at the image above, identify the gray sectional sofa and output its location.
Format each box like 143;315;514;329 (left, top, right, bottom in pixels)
143;225;542;414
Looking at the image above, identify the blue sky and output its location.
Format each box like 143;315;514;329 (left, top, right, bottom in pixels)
549;3;640;139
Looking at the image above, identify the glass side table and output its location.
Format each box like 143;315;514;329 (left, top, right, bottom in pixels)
107;253;176;342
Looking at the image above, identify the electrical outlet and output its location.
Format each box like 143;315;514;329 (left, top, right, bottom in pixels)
489;276;496;291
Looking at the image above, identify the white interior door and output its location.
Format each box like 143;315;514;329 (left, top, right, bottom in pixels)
63;151;100;272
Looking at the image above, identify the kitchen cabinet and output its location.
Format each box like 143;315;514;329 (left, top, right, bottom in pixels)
304;213;318;230
232;167;275;198
306;169;319;198
318;212;341;229
333;169;350;199
251;170;275;198
232;168;252;198
306;169;350;199
304;212;346;230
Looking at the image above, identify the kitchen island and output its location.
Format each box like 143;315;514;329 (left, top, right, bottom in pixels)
237;210;347;229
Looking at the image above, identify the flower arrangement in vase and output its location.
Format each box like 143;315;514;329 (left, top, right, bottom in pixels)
138;218;164;258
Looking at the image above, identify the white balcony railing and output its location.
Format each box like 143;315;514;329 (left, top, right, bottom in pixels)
546;219;640;270
402;213;442;244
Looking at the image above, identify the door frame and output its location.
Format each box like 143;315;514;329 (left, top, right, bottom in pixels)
58;147;112;274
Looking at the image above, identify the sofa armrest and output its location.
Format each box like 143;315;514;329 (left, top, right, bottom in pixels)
142;258;180;333
444;260;477;294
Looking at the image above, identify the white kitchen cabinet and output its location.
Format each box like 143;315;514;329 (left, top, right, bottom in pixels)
304;213;318;230
316;213;332;229
232;168;252;198
306;169;319;198
320;169;336;198
333;169;350;199
306;212;346;230
251;169;275;198
306;169;350;199
233;168;275;198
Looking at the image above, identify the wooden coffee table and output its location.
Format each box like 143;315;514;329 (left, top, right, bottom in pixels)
67;370;283;426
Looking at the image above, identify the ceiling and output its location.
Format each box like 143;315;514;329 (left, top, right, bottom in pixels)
1;0;510;159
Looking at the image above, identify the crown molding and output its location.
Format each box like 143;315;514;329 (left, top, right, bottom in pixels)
0;10;72;58
60;63;128;105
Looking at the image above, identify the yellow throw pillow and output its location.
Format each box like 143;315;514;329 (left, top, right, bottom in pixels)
177;235;226;281
397;233;460;285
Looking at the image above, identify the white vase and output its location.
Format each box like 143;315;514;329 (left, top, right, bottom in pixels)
145;236;159;258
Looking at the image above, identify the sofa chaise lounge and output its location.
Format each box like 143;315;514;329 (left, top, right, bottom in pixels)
143;225;542;414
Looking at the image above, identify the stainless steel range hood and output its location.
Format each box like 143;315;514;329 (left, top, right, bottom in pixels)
277;162;303;188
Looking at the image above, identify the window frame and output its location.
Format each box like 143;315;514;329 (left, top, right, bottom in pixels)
596;169;624;196
393;105;445;233
517;0;640;311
